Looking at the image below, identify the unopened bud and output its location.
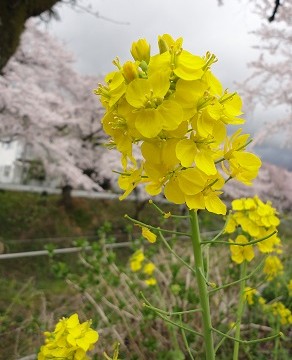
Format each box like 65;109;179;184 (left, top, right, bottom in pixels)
122;61;138;82
131;39;150;63
158;36;169;54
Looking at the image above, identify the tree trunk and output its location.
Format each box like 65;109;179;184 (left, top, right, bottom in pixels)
0;0;61;71
61;184;73;210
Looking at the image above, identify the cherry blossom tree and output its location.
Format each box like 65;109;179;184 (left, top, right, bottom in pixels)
0;20;120;190
240;0;292;147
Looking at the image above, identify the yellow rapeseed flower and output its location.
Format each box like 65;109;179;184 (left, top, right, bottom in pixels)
145;277;157;286
225;196;282;256
143;262;156;276
142;226;157;243
95;34;262;214
263;255;283;281
244;287;258;305
270;302;292;325
229;235;254;264
130;249;145;272
38;313;99;360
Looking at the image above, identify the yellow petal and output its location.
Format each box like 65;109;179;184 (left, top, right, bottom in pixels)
126;78;150;108
148;72;170;99
159;100;183;131
195;151;217;176
176;139;197;167
67;313;80;328
142;227;157;243
185;193;205;210
164;178;185;204
177;168;205;195
205;192;226;215
135;109;163;138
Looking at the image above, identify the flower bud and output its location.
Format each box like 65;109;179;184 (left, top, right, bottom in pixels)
122;61;138;82
158;36;169;54
131;39;150;63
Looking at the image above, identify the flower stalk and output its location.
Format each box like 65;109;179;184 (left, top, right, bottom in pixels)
189;209;215;360
233;260;247;360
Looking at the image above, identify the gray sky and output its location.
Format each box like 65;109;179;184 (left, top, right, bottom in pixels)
46;0;258;84
41;0;291;170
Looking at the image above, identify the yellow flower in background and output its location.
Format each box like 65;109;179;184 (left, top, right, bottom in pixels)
130;249;145;272
287;280;292;297
229;235;254;264
142;226;157;243
145;277;157;286
143;262;156;276
258;296;266;305
129;249;157;286
263;255;283;281
38;313;99;360
95;34;262;214
225;196;282;255
244;287;258;305
257;232;281;254
270;302;292;325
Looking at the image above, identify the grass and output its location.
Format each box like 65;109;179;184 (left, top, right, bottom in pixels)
0;190;291;359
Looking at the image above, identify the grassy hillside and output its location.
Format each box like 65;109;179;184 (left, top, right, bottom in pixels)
0;190;291;359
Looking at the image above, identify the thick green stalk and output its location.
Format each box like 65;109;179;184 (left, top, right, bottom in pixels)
189;209;215;360
233;261;247;360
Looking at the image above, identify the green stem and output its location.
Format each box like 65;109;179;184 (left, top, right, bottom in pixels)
233;261;247;360
142;297;203;337
180;314;196;360
209;257;266;294
143;302;202;316
125;214;191;237
189;209;215;360
203;230;277;246
155;282;181;352
212;327;282;344
274;319;280;360
159;230;196;275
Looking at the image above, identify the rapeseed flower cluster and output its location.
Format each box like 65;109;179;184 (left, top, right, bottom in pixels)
129;249;157;286
38;313;99;360
244;287;258;305
269;302;292;326
95;34;261;215
263;255;284;281
227;196;282;270
244;289;292;326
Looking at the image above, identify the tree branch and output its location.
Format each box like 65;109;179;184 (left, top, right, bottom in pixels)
268;0;281;22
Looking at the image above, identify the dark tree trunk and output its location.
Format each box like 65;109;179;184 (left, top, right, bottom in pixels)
0;0;61;71
61;184;73;210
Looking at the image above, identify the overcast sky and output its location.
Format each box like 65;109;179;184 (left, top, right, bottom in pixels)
40;0;291;170
45;0;258;82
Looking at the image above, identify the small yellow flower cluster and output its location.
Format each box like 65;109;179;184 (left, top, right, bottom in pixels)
38;313;99;360
263;255;284;281
244;287;258;305
269;302;292;325
129;249;157;286
244;288;292;326
95;34;261;215
227;196;282;269
287;279;292;297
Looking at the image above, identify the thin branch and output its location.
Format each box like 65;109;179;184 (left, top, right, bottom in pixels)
268;0;281;22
